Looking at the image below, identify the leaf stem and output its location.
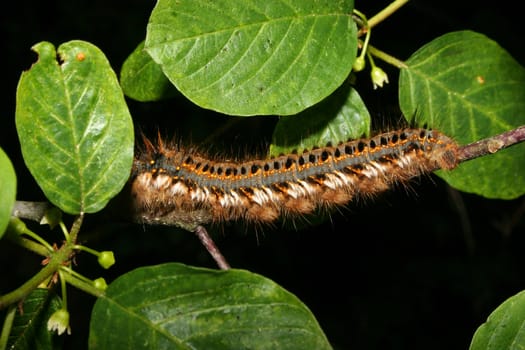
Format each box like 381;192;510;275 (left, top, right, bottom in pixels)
367;45;408;69
4;227;50;257
58;270;68;309
367;0;411;29
60;266;94;285
352;10;371;60
59;221;70;243
14;237;50;257
60;270;105;298
72;244;99;256
0;305;16;350
8;217;54;252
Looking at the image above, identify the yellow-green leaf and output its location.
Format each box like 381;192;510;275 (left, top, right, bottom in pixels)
15;41;134;214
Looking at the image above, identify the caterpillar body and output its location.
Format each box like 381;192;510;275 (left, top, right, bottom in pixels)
130;128;459;231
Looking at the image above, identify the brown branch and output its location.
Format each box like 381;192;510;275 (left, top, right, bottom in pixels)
193;225;231;270
457;125;525;163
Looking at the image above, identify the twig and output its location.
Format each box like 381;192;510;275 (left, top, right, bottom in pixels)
457;125;525;162
193;225;231;270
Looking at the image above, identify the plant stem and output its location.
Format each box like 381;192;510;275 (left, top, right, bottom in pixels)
458;125;525;163
59;221;70;243
68;214;84;244
58;270;68;309
60;266;94;285
7;217;54;252
194;225;231;270
5;230;50;257
424;125;525;173
367;45;408;69
15;237;50;257
72;244;99;256
0;213;99;310
0;252;62;309
61;271;105;298
0;305;16;350
20;231;54;252
367;0;410;29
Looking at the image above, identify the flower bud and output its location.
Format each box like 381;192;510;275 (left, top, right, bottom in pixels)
352;56;366;72
98;251;115;269
93;277;108;291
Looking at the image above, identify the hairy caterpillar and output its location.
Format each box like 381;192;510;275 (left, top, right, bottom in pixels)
130;128;459;231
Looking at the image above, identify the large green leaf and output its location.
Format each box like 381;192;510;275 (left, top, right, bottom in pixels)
145;0;357;116
89;263;331;350
0;148;16;238
7;288;63;350
120;41;179;102
15;41;134;214
399;30;525;199
270;82;370;157
470;289;525;350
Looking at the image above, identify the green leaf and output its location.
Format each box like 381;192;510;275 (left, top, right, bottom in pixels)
270;82;370;157
470;289;525;350
146;0;357;116
0;148;16;238
399;30;525;199
89;263;331;350
15;41;134;214
7;288;63;350
120;41;179;102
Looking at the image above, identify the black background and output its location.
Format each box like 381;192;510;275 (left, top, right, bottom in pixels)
1;1;524;349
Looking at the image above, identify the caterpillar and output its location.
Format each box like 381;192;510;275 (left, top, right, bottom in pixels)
130;128;459;231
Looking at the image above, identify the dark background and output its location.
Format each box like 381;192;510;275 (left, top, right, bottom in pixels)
1;1;524;349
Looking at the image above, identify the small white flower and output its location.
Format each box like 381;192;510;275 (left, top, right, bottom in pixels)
371;66;389;89
47;309;71;335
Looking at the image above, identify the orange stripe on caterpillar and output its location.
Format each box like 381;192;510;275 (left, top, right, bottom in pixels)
130;128;458;230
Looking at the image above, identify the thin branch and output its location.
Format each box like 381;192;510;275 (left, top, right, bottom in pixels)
193;225;231;270
457;125;525;163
